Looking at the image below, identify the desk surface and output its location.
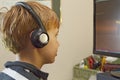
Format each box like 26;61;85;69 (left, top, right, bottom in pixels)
97;72;120;80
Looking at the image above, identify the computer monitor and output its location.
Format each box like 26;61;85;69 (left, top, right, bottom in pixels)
94;0;120;58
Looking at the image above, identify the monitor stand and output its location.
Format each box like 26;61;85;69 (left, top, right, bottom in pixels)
110;69;120;78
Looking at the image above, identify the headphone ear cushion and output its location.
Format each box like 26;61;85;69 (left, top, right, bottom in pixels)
30;29;49;48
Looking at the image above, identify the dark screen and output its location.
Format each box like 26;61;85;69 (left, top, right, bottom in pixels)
94;0;120;57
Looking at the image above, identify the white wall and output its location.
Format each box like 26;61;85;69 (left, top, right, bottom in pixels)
0;0;93;80
43;0;93;80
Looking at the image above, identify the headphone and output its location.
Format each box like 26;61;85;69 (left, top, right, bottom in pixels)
16;2;49;48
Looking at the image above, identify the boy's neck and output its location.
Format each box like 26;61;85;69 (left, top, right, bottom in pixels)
16;50;44;69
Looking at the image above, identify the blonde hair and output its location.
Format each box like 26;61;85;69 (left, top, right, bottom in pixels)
1;1;60;54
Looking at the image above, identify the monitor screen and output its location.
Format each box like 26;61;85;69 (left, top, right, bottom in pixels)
94;0;120;57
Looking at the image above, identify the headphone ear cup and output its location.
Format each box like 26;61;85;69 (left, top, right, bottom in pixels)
30;29;49;48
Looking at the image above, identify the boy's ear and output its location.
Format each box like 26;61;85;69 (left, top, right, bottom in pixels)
29;30;33;38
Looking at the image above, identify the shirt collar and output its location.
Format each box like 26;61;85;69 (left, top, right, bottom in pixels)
5;61;49;80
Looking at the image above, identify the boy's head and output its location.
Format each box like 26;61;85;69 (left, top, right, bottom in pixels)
1;1;60;54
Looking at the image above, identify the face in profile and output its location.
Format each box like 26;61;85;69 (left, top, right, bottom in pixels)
38;27;60;64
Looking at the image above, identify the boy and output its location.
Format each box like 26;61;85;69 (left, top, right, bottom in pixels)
0;1;60;80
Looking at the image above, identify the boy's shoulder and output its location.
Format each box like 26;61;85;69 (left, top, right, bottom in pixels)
0;68;41;80
0;71;15;80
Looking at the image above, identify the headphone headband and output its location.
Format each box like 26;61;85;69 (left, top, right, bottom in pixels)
15;2;49;48
16;2;46;32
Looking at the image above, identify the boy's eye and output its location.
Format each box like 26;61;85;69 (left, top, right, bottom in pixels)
55;34;58;37
55;30;59;37
55;33;58;37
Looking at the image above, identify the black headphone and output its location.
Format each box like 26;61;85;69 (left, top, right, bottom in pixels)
16;2;49;48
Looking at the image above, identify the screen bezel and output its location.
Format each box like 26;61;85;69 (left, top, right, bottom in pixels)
93;0;120;58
